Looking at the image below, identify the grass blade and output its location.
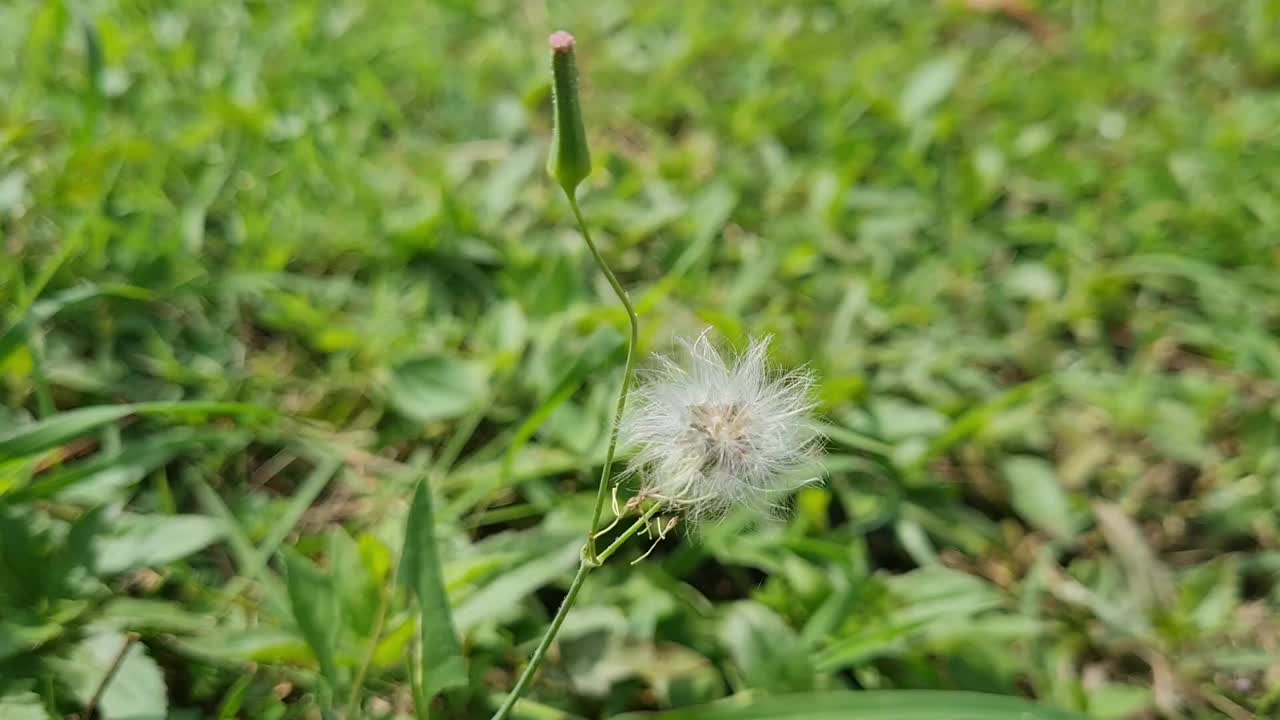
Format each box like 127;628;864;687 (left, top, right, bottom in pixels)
607;690;1085;720
0;406;133;462
0;402;274;464
283;548;342;697
402;477;467;703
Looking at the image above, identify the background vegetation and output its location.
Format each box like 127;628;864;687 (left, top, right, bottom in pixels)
2;1;1279;718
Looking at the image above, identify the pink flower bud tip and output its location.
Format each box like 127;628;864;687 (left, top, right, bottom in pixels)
549;31;575;53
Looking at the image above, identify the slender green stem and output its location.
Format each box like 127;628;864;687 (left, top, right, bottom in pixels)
489;560;589;720
408;641;429;720
85;632;139;719
488;502;664;720
567;191;640;564
489;185;646;720
598;501;664;563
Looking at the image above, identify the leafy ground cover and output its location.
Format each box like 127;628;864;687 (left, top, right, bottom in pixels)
2;1;1279;718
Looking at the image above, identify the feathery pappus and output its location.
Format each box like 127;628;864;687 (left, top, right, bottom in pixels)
618;331;823;522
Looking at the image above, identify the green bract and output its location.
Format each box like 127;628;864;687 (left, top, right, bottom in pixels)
547;31;592;195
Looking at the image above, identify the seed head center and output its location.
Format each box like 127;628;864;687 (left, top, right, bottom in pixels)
689;402;749;448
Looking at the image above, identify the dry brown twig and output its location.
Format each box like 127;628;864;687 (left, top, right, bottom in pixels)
961;0;1059;46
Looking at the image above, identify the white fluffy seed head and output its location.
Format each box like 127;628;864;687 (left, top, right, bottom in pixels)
618;331;823;522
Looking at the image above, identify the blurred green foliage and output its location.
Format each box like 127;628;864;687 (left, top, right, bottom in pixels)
2;0;1279;718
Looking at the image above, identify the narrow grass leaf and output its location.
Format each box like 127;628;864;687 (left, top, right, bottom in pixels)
0;618;63;663
402;478;467;700
8;429;201;504
221;458;340;603
0;284;153;365
0;401;273;464
607;690;1085;720
283;548;342;689
0;406;133;462
190;471;289;616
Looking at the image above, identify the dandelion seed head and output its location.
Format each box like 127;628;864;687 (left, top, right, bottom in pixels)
619;331;822;522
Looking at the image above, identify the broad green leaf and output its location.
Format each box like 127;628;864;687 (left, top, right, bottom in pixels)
475;299;529;360
401;479;467;700
917;380;1046;469
283;548;342;687
899;56;962;123
868;398;947;441
0;506;99;607
1003;263;1061;301
95;514;226;575
1177;557;1240;633
1000;456;1078;541
99;597;215;634
372;615;418;669
1087;684;1152;719
59;632;167;720
387;355;488;424
328;528;383;641
0;617;63;662
608;690;1084;720
816;569;1007;671
719;602;815;694
0;691;50;720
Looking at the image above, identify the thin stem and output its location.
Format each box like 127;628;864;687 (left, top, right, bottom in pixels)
408;640;428;720
567;191;640;564
598;501;663;563
488;559;590;720
85;632;139;719
488;502;664;720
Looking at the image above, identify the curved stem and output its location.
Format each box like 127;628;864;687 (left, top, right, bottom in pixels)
86;632;139;719
598;501;663;563
567;191;640;564
488;502;664;720
488;560;588;720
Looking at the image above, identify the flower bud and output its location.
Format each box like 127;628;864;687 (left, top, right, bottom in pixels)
547;31;591;195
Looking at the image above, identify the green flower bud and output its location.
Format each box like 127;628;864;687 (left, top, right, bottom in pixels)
547;31;591;195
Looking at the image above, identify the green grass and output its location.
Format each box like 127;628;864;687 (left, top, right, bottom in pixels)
2;1;1279;718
